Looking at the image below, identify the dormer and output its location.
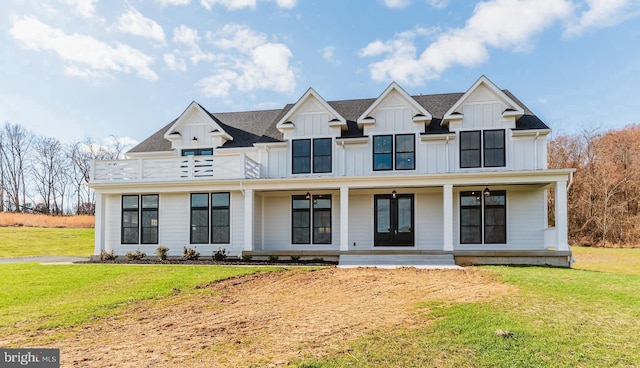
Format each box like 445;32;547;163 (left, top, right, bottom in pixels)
442;75;524;130
276;88;347;140
163;101;233;153
357;82;432;135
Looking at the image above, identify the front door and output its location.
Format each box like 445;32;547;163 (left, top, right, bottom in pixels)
374;194;414;246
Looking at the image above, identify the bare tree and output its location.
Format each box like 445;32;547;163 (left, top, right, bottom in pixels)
0;123;33;212
32;136;68;214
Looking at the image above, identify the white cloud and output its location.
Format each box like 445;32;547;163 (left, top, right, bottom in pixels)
116;7;166;44
10;15;158;81
197;25;295;98
321;46;341;65
427;0;449;8
164;53;187;71
564;0;638;37
63;0;100;19
172;25;216;64
383;0;411;8
362;0;573;84
156;0;191;5
200;0;297;10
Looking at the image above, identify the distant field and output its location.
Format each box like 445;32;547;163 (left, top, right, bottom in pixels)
0;227;94;258
0;212;94;228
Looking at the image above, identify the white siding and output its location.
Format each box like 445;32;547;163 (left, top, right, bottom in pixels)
415;192;444;250
253;193;263;250
343;144;370;176
348;193;373;249
266;148;288;178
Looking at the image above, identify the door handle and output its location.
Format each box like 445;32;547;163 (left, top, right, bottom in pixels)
394;229;398;235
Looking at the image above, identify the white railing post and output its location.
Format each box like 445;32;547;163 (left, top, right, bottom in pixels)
443;184;454;251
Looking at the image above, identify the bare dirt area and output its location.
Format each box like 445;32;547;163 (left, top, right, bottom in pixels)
8;267;514;367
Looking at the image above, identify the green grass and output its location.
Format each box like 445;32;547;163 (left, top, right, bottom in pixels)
572;245;640;275
0;227;94;258
0;263;279;336
292;248;640;368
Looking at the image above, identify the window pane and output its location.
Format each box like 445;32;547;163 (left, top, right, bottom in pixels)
200;149;213;156
376;199;390;232
313;138;331;156
484;130;504;149
293;211;310;227
292;139;311;174
374;153;392;170
313;210;331;244
191;209;208;226
485;193;506;206
142;210;158;227
460;193;482;206
212;209;230;226
182;150;195;156
293;228;310;244
141;195;158;209
461;151;480;168
395;152;414;170
373;136;392;153
123;196;138;209
293;139;311;155
461;226;481;244
313;156;331;173
123;228;139;244
460;131;480;149
313;197;331;209
212;193;230;207
212;227;230;243
484;149;505;167
396;135;414;152
293;157;311;174
293;198;310;209
123;211;139;227
141;228;158;244
191;226;208;244
398;198;412;233
461;208;481;226
191;193;208;208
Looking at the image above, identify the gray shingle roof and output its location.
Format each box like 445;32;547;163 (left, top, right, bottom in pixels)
128;90;548;154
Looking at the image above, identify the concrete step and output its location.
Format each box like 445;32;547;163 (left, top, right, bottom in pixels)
338;253;462;269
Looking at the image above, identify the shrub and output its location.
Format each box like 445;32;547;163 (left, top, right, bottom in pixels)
290;255;301;261
155;246;169;261
125;249;146;261
212;248;228;261
182;247;200;260
242;253;253;261
311;257;325;263
268;255;279;262
100;250;116;261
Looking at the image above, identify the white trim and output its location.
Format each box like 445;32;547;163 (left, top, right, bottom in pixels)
163;101;234;142
511;129;551;137
356;82;432;127
276;88;346;131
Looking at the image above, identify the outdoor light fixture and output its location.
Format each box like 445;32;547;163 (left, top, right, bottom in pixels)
192;136;198;143
305;192;311;200
484;186;490;197
392;189;397;198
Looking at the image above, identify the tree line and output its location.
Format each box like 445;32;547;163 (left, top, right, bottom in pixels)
0;122;127;215
549;124;640;247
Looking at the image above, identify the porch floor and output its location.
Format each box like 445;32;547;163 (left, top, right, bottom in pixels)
337;253;462;269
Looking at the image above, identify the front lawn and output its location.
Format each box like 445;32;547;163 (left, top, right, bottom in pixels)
0;264;279;336
0;227;94;258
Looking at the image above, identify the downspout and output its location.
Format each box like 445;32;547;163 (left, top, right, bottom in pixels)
533;131;540;169
566;170;573;193
445;135;450;173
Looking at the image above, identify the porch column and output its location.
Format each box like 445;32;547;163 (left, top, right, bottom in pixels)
94;193;106;254
443;184;454;251
243;189;254;252
340;186;349;251
555;180;570;251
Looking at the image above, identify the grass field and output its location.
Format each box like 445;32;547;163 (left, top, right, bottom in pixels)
0;264;281;337
0;227;94;258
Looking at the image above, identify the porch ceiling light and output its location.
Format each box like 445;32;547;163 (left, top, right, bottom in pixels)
192;136;198;142
484;186;490;197
305;192;311;200
392;189;397;199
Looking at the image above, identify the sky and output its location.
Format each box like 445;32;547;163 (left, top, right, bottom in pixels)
1;0;639;148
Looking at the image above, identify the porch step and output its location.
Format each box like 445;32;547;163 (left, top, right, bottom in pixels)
337;253;461;269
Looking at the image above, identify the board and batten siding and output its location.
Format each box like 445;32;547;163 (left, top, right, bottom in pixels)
414;192;444;250
347;193;373;249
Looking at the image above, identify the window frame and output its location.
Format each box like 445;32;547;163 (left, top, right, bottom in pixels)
373;135;393;171
292;139;312;174
459;129;506;169
121;195;140;244
459;190;507;245
395;134;415;170
483;129;506;168
211;192;230;244
182;148;213;156
312;138;332;173
312;195;332;244
140;194;159;245
459;131;482;169
190;193;209;244
291;194;332;245
292;138;333;174
373;134;415;171
291;195;311;244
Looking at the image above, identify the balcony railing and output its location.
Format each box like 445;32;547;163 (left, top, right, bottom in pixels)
91;154;260;183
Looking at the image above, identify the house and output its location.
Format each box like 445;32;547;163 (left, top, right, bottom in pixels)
89;76;574;267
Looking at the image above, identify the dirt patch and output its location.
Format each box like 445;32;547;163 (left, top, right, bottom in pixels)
6;267;513;367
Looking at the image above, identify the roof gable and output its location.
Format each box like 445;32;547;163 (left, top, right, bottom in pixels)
163;101;233;142
442;75;524;126
276;88;346;133
356;82;432;127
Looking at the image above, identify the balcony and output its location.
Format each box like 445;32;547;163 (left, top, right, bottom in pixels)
90;154;260;183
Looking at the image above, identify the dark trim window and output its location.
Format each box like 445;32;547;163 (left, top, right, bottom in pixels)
190;193;209;244
292;194;332;244
141;195;159;244
460;190;506;244
373;134;415;171
460;130;505;168
121;195;139;244
182;148;213;156
483;130;506;167
292;138;332;174
211;193;230;244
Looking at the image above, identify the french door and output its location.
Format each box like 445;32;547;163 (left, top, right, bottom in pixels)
374;194;414;246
